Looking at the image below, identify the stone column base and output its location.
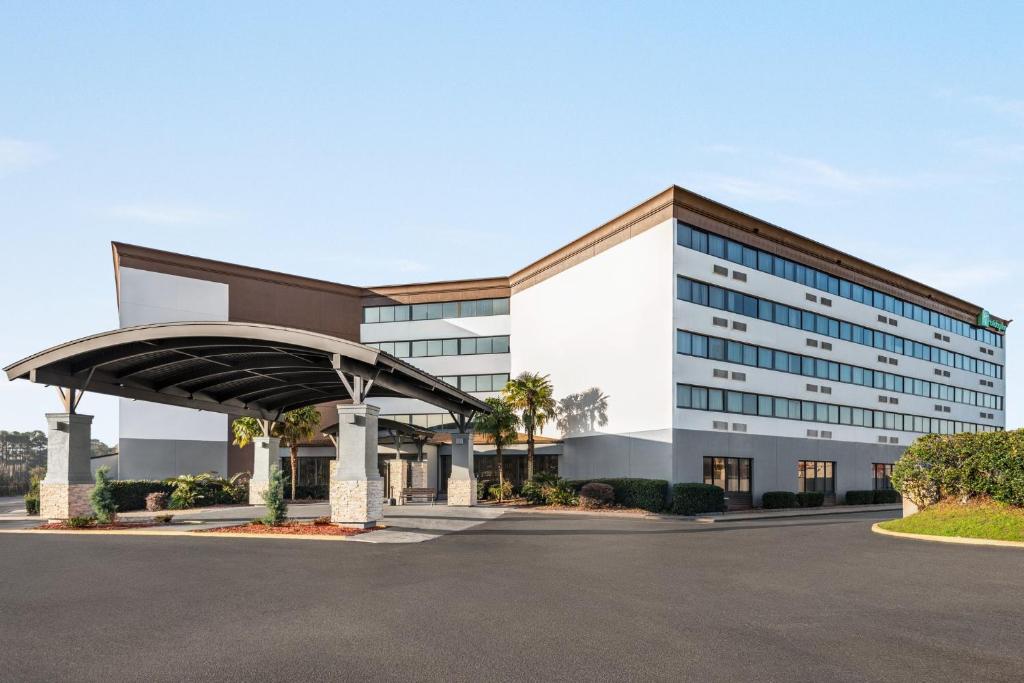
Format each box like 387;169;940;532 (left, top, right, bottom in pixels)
40;482;93;520
249;481;269;505
330;477;384;528
447;478;477;506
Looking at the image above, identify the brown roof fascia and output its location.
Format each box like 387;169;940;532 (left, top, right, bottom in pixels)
111;242;369;298
363;277;511;306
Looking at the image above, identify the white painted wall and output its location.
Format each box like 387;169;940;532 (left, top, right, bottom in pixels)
117;267;230;478
511;219;676;480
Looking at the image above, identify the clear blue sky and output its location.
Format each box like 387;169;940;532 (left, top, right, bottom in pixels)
1;2;1022;443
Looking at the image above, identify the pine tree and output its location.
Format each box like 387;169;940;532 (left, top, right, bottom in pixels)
90;466;117;524
262;465;287;526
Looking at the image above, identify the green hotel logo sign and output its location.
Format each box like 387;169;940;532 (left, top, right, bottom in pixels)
978;310;1007;333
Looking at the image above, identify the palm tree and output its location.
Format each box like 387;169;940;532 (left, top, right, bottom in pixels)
503;372;555;480
474;396;521;500
232;407;321;500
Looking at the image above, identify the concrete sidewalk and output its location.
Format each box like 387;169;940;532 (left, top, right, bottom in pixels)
0;500;507;543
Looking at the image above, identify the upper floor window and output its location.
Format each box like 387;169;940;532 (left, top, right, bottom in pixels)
363;298;509;324
677;221;1004;348
366;335;510;358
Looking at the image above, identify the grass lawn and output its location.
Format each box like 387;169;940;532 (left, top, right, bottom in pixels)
880;499;1024;542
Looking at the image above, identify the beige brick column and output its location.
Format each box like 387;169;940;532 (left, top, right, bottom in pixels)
329;404;384;528
447;432;476;506
40;413;94;520
249;436;281;505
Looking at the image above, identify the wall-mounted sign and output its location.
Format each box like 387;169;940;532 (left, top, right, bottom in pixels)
977;309;1008;333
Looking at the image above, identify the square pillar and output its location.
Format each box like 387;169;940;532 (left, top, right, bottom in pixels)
329;404;384;528
387;458;409;504
447;432;476;506
40;413;94;520
249;436;281;505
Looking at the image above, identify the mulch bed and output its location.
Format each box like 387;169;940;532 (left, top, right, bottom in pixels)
195;522;376;536
35;521;165;530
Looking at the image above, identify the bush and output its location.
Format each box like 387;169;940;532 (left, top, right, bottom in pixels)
476;479;494;501
762;491;797;509
579;482;615;509
521;473;577;506
90;467;117;524
488;480;514;502
795;491;825;508
109;481;175;511
873;489;901;504
565;478;669;512
24;466;44;516
145;492;168;511
66;516;95;528
671;483;726;515
845;490;875;505
892;430;1024;509
262;465;286;526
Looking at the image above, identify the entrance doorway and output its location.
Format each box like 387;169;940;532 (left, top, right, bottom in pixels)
437;454;451;497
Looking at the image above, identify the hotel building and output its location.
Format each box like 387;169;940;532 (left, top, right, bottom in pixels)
110;186;1008;507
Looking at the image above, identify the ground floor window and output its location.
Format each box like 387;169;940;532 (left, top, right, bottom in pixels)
872;463;894;490
703;456;751;493
474;453;558;486
279;456;331;498
798;460;835;494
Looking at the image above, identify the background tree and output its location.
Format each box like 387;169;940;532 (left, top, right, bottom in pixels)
232;409;321;500
503;372;555;480
474;396;521;500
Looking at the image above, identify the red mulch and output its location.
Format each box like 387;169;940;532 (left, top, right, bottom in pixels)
195;522;376;536
35;521;164;530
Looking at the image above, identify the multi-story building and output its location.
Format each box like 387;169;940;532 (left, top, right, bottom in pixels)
111;185;1008;506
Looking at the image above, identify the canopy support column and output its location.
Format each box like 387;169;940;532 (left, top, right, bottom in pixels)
249;436;281;505
329;403;383;528
447;430;476;507
40;412;94;520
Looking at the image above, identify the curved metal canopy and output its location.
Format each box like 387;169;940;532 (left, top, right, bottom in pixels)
4;321;491;420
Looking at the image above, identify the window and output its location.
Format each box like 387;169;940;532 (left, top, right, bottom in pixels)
704;457;752;493
798;460;835;495
366;336;510;358
363;298;511;324
872;463;894;490
676;221;1003;347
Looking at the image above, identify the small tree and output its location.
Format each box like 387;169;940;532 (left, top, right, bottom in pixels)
503;372;556;480
90;466;117;524
474;396;521;500
262;465;286;526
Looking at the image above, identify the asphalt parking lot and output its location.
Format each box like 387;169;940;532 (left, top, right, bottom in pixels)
1;509;1022;682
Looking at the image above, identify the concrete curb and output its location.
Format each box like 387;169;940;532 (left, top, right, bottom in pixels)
0;526;374;542
691;504;901;523
871;523;1024;549
503;505;655;519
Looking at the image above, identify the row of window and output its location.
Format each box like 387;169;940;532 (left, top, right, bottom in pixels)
675;383;1001;435
676;221;1004;347
676;277;1003;379
437;373;510;393
366;335;510;358
676;330;1003;410
703;457;893;495
363;298;509;324
382;413;454;429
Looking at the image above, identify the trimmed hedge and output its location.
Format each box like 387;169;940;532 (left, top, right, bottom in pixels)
873;489;901;504
566;478;668;512
762;491;797;509
579;482;615;509
110;481;175;512
845;490;874;505
892;430;1024;508
795;491;825;508
671;483;726;515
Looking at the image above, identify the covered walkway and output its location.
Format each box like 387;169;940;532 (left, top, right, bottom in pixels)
4;321;491;526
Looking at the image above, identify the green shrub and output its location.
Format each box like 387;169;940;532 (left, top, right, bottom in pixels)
845;490;875;505
544;481;578;506
476;479;494;501
579;482;615;508
873;489;901;504
519;479;544;504
487;480;514;502
24;466;44;515
565;478;669;512
145;492;168;511
262;465;287;526
762;491;797;509
795;491;825;507
65;516;95;528
109;481;175;511
892;430;1024;509
90;467;118;524
671;483;726;515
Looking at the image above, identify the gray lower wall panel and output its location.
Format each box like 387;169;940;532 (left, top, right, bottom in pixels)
118;438;228;480
560;431;673;482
